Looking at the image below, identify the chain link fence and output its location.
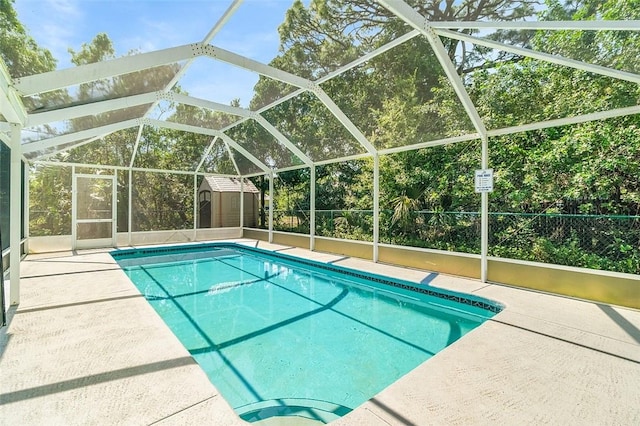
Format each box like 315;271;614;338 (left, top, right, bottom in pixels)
380;210;481;253
272;209;640;274
273;209;310;234
490;212;640;274
315;210;373;241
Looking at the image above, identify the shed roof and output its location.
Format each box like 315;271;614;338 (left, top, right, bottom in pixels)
203;176;259;193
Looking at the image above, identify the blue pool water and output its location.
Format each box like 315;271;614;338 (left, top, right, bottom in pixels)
113;243;500;424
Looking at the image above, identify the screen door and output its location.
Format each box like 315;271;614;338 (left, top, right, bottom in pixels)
73;173;117;249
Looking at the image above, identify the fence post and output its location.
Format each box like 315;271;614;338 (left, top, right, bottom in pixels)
330;210;334;236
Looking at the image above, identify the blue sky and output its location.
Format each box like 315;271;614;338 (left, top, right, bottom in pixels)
14;0;300;107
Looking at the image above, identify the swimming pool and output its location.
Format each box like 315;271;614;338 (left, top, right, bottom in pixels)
112;243;500;424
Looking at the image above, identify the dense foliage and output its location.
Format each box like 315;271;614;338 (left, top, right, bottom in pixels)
266;0;640;273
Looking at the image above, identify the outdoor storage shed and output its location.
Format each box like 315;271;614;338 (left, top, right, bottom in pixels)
198;176;259;228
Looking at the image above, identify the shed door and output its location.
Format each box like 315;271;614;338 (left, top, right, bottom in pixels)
199;190;211;228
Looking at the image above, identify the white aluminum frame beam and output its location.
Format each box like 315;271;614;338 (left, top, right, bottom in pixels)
22;119;141;153
202;0;244;43
27;92;158;126
317;30;421;85
374;1;427;32
171;93;249;118
34;135;111;161
34;159;240;176
251;113;313;166
313;152;372;167
33;160;232;178
195;136;220;172
193;136;241;176
28;91;248;127
201;45;314;90
424;29;488;136
270;163;312;174
378;133;481;155
129;125;145;168
1;61;26;125
311;87;377;154
242;171;269;179
429;20;640;31
488;105;640;138
436;28;640;85
258;133;484;169
0;129;9;145
27;102;636;166
224;140;242;175
214;134;271;174
15;44;202;96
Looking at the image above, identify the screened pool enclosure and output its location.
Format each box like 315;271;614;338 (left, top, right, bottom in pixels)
2;0;640;309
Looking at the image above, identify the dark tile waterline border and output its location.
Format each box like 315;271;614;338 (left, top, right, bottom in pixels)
111;242;503;314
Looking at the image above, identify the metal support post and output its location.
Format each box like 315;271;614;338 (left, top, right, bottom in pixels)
481;135;489;283
310;166;316;251
23;163;29;254
193;173;198;241
113;169;118;246
373;154;380;262
240;177;244;230
268;172;274;243
71;166;77;250
9;124;21;305
127;168;132;246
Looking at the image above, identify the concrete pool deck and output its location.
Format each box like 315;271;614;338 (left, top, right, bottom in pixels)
1;239;639;425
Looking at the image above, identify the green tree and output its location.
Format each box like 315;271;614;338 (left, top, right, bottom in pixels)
0;0;56;78
0;0;71;237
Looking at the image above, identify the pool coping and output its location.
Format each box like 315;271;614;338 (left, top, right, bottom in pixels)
2;239;639;425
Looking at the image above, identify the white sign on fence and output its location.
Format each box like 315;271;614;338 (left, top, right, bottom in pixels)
474;169;494;193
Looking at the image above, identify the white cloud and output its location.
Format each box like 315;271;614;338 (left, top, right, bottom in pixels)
46;0;82;19
15;0;83;68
